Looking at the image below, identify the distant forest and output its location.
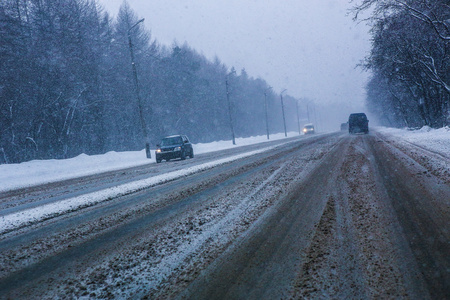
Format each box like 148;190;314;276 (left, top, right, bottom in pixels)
2;1;448;164
1;0;301;164
353;0;449;129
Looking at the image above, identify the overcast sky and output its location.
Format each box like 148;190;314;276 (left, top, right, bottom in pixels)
97;0;371;111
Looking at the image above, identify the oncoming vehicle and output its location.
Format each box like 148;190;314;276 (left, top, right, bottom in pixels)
155;135;194;163
348;113;369;134
302;124;315;134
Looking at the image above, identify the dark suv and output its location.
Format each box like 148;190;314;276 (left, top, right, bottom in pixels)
302;124;315;134
155;135;194;163
348;113;369;134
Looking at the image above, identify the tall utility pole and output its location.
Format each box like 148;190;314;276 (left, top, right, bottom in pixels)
280;89;287;137
296;101;301;134
128;18;151;158
226;70;236;145
312;104;319;132
306;103;311;123
264;86;272;140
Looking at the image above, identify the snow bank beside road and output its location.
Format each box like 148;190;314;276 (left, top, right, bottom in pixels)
0;143;287;233
0;133;296;193
376;126;449;157
1;128;448;193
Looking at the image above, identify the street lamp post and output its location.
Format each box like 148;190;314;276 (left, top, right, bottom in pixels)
280;89;287;137
306;103;311;123
296;101;301;134
226;70;236;145
128;18;151;158
264;86;272;140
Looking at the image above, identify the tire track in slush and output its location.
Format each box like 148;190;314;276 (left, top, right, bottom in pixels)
0;135;339;298
179;138;349;299
291;134;445;299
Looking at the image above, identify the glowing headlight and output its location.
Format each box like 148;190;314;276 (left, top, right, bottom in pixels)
303;128;307;132
174;146;181;151
156;149;161;153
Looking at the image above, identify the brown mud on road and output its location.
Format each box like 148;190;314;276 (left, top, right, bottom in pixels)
290;134;445;299
0;133;448;299
182;134;449;299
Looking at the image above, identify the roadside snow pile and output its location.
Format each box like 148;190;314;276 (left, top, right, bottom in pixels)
376;126;449;156
0;133;296;193
0;144;286;234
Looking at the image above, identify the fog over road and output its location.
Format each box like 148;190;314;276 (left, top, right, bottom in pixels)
0;131;448;299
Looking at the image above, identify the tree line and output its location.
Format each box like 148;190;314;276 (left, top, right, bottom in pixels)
0;0;301;164
353;0;449;128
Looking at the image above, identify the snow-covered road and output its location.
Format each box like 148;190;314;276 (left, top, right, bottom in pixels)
0;129;448;299
0;141;295;233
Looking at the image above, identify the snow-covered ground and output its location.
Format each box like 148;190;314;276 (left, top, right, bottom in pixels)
1;127;448;299
1;127;448;193
0;132;298;193
1;132;312;234
0;140;297;233
376;126;449;156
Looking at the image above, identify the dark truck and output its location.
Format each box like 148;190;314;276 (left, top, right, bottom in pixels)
348;113;369;134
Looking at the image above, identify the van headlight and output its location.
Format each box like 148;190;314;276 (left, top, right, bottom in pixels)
174;146;181;151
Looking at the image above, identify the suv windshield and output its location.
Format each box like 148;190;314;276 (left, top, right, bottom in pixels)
161;136;183;146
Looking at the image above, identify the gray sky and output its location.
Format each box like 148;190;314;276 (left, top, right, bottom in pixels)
98;0;370;112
